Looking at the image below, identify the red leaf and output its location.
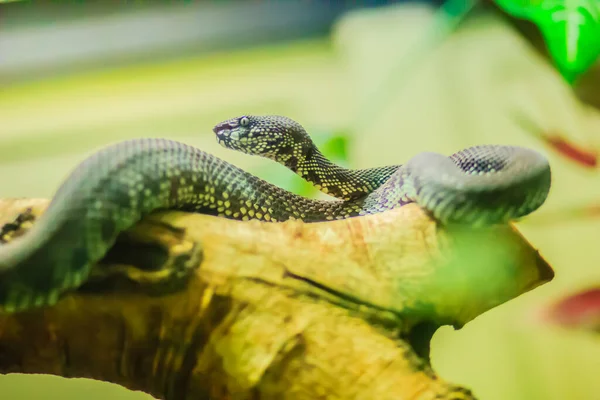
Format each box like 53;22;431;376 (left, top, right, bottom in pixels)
545;288;600;332
511;113;598;168
544;135;598;168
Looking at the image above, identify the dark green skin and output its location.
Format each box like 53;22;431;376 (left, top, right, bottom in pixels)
0;117;551;312
214;115;551;224
215;116;401;201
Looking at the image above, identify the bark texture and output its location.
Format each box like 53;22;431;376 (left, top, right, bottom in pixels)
0;198;554;400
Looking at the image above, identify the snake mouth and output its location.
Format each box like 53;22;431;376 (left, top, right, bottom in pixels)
215;131;241;145
214;131;244;152
213;122;243;150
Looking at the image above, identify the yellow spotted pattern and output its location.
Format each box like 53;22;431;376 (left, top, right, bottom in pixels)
0;118;551;314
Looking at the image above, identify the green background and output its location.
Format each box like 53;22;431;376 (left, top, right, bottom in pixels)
1;5;600;400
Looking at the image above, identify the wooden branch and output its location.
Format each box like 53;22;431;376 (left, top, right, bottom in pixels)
0;198;554;400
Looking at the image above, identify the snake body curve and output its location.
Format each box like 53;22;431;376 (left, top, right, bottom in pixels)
214;115;551;224
0;116;551;312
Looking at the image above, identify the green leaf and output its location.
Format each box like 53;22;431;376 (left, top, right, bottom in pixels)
314;131;351;167
496;0;600;82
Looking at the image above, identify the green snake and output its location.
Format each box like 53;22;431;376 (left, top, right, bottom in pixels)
0;115;551;312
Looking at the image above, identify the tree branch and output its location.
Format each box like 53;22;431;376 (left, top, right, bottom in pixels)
0;198;554;400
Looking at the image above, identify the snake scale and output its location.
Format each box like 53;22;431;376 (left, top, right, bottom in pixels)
0;115;551;312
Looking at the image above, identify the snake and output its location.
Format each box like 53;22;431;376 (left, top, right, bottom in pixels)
0;115;551;313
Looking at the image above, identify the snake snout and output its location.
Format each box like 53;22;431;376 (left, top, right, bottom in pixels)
213;121;235;135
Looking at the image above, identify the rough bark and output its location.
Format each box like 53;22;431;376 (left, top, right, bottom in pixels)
0;198;554;400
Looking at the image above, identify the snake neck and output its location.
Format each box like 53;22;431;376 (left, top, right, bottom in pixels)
276;142;400;201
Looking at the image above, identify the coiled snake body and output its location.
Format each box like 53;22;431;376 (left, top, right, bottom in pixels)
0;115;551;312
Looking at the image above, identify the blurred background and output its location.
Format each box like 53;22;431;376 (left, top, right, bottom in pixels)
1;1;600;399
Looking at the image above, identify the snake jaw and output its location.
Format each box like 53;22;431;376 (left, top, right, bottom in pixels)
214;120;241;151
215;129;246;153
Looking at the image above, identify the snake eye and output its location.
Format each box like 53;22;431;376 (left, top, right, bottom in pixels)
239;116;249;127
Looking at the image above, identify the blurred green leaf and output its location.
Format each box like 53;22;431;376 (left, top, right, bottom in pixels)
316;131;351;166
496;0;600;82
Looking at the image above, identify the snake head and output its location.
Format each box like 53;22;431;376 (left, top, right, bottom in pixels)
213;115;311;162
